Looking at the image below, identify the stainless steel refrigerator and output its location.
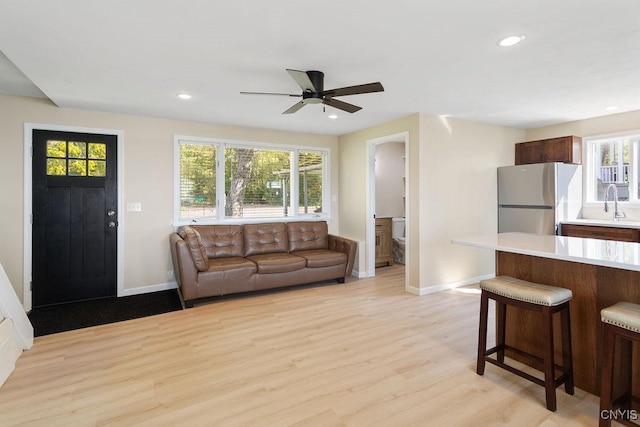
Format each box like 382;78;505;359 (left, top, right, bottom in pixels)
498;162;582;234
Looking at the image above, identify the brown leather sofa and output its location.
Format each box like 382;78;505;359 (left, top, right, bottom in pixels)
170;221;357;308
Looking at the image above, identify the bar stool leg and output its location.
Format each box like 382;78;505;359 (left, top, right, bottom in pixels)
542;305;557;411
477;290;489;375
560;305;574;395
599;323;616;427
497;301;507;363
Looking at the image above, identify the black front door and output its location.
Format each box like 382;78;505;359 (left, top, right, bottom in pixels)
32;130;118;307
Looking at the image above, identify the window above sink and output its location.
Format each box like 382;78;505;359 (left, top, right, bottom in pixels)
585;132;640;204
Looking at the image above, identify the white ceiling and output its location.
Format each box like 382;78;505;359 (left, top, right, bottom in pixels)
1;0;639;136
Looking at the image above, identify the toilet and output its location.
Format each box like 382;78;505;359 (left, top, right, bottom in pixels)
392;217;405;264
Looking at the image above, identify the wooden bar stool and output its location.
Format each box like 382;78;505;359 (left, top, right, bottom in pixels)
477;276;574;412
600;302;640;427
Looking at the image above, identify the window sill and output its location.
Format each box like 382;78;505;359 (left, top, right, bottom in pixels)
173;215;331;228
582;202;640;208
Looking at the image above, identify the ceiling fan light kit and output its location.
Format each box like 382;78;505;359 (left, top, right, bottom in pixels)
240;69;384;115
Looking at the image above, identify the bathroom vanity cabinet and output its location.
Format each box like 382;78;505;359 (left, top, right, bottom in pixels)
375;217;394;267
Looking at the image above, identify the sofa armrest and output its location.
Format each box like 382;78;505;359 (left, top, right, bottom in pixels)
328;234;357;277
170;233;199;301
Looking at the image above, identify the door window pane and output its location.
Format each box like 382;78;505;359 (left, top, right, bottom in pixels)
68;159;87;176
88;143;106;159
46;141;66;158
47;159;66;175
68;142;86;159
45;139;106;177
88;160;106;177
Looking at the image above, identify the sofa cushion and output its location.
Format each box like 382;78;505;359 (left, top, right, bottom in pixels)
198;256;257;280
194;225;243;258
177;226;209;272
243;223;288;256
287;221;329;251
291;249;347;268
245;253;306;274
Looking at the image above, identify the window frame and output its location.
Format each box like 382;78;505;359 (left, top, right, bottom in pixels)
173;135;330;226
584;130;640;207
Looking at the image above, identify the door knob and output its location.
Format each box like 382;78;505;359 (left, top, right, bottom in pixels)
108;221;116;228
107;210;116;217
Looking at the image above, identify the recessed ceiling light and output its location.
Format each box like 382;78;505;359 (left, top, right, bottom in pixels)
497;35;525;47
177;93;192;100
605;106;619;111
328;114;338;120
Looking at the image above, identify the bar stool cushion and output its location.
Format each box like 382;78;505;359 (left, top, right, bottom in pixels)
601;301;640;333
480;276;572;306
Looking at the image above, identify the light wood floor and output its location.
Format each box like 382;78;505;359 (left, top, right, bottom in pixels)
0;266;601;426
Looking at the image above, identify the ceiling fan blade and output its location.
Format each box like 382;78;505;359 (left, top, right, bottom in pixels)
282;101;306;114
323;98;362;113
240;91;301;97
324;82;384;97
286;69;317;92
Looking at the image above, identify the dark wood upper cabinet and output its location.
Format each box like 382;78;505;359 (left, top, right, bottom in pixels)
515;135;582;165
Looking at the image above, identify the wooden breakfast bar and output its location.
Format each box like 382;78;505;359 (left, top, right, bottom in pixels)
453;232;640;397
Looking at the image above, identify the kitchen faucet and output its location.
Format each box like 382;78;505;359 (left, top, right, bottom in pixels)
603;183;625;221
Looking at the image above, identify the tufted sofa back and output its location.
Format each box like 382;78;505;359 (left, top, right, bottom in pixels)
182;221;332;261
243;223;289;256
194;225;244;258
287;221;328;251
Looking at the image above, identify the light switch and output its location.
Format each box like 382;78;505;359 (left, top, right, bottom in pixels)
127;202;142;212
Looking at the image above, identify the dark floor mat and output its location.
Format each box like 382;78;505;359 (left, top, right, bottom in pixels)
27;289;182;337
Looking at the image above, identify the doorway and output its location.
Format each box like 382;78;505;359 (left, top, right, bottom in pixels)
26;126;122;309
366;132;409;279
32;129;118;306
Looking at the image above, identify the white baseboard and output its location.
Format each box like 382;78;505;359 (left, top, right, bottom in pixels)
406;274;494;296
351;269;367;279
118;273;493;297
119;281;178;297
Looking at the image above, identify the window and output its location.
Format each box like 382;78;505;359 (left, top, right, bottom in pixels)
587;133;640;203
225;147;291;219
175;137;329;224
298;151;324;215
179;142;217;219
46;140;106;177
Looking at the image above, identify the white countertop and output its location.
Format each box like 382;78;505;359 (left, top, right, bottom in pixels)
561;218;640;229
452;232;640;272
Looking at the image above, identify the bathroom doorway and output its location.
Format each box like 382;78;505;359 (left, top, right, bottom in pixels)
366;132;408;279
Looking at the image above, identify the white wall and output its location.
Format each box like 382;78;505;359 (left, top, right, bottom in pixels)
339;113;523;293
414;114;523;292
0;94;339;304
339;115;420;284
375;141;405;218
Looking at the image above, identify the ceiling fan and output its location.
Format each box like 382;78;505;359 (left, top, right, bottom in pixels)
240;69;384;114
